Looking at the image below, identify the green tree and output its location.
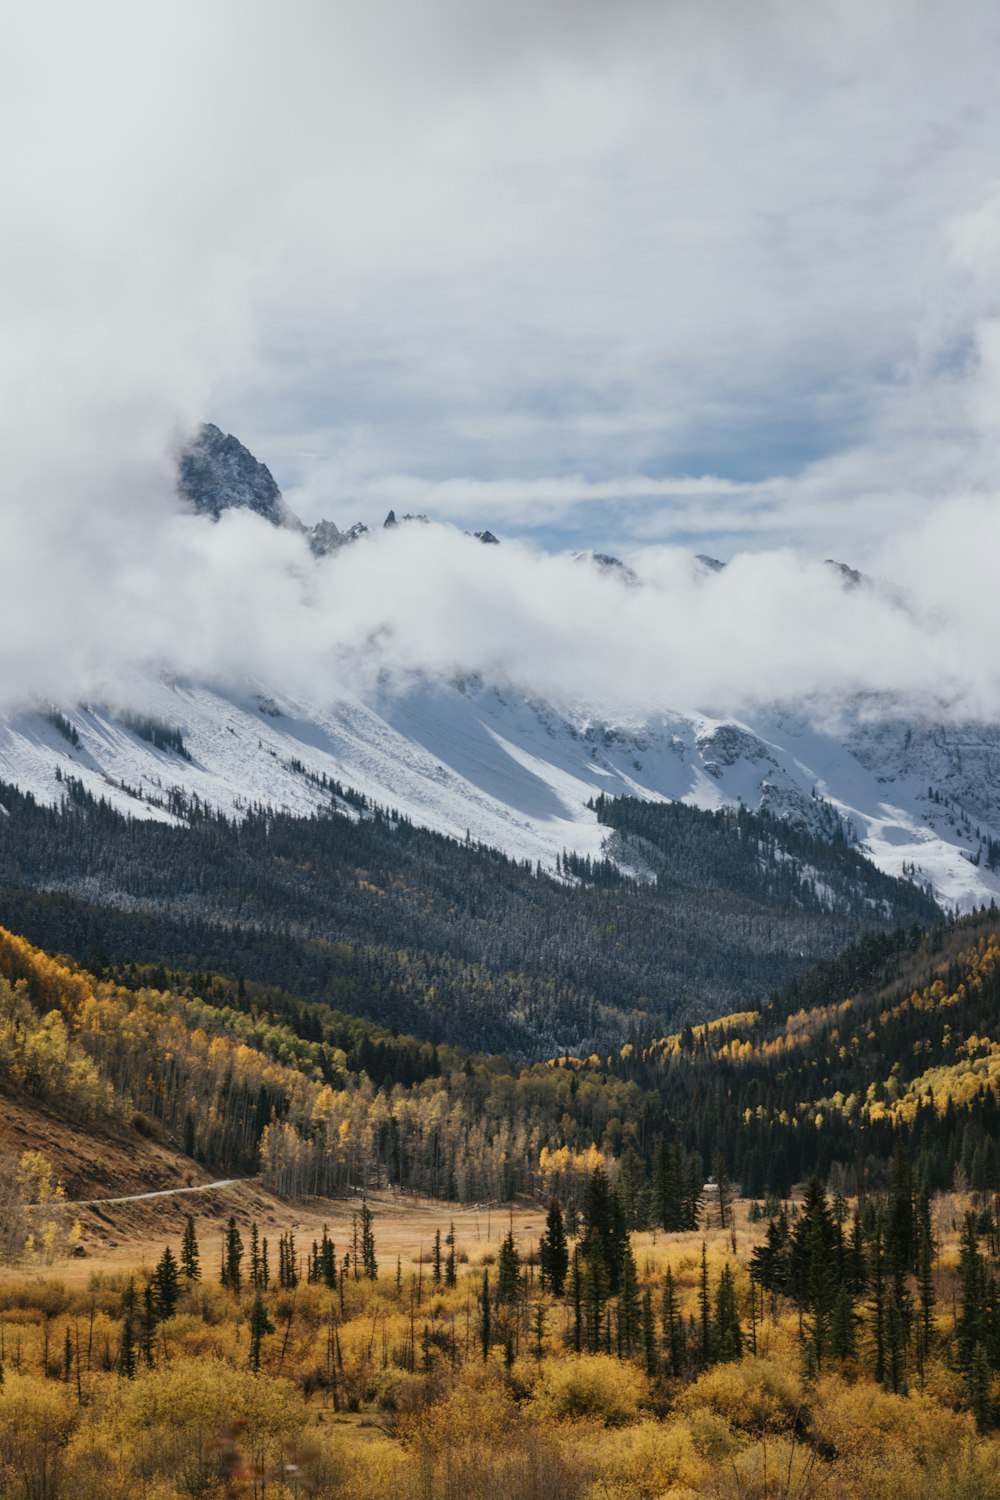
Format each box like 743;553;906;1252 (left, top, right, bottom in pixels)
248;1291;275;1372
496;1229;522;1306
714;1263;743;1362
539;1199;569;1297
180;1214;200;1282
221;1216;244;1294
151;1245;180;1320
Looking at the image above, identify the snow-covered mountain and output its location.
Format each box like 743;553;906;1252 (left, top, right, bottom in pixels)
3;423;998;915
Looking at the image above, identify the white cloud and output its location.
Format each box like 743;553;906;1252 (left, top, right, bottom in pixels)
3;0;1000;723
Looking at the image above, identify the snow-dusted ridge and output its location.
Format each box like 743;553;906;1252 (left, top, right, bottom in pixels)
3;673;1000;914
3;421;998;915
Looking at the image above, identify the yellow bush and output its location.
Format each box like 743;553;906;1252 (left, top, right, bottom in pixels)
676;1358;805;1435
100;1357;308;1494
575;1416;709;1498
530;1353;646;1425
0;1374;77;1498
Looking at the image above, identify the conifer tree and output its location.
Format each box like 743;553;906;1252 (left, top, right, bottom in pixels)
697;1243;713;1367
118;1280;137;1380
432;1229;442;1287
140;1283;157;1368
532;1303;547;1361
866;1219;888;1386
570;1244;583;1354
583;1239;609;1353
662;1265;684;1376
249;1223;262;1290
539;1198;569;1296
714;1263;743;1362
360;1200;378;1281
617;1240;640;1358
445;1223;457;1288
221;1216;244;1294
641;1288;658;1377
497;1228;522;1305
248;1292;275;1372
151;1246;180;1320
180;1215;200;1282
830;1283;857;1362
480;1270;491;1360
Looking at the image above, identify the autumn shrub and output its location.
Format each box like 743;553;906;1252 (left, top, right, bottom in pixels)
530;1353;646;1425
572;1416;709;1498
702;1433;831;1499
99;1358;308;1495
0;1373;77;1500
676;1358;805;1436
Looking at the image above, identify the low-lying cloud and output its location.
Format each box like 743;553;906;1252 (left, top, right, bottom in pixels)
3;497;998;727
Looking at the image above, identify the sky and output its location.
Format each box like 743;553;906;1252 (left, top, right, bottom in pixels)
3;1;1000;721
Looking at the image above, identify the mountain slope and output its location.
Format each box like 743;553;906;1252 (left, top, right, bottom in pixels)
0;774;937;1056
1;673;995;914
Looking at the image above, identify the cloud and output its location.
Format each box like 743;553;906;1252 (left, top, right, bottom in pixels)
2;499;999;727
3;0;1000;725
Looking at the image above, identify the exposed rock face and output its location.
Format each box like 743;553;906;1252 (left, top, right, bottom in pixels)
308;519;369;556
178;423;300;528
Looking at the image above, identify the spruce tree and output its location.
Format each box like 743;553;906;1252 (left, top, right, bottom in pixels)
697;1243;714;1368
539;1199;569;1296
118;1280;137;1380
617;1240;640;1358
151;1246;180;1319
248;1292;275;1372
221;1216;244;1294
662;1265;684;1376
360;1200;378;1281
445;1223;457;1288
714;1263;743;1362
180;1215;201;1282
497;1229;522;1305
480;1270;491;1360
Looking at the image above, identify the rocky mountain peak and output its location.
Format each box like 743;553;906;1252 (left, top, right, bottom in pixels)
178;423;300;529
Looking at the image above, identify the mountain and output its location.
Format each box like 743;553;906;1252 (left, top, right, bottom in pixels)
2;900;997;1203
177;422;299;528
0;772;937;1057
2;423;997;919
2;675;997;914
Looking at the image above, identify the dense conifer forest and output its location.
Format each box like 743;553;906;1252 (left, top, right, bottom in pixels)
0;778;937;1056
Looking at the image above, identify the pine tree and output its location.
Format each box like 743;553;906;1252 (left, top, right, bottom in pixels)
140;1283;157;1368
360;1200;378;1281
697;1243;714;1368
829;1284;857;1362
432;1229;442;1287
445;1223;457;1288
791;1179;840;1375
662;1265;684;1376
221;1217;244;1294
617;1240;640;1358
496;1229;522;1305
180;1215;200;1282
249;1223;262;1290
248;1292;275;1372
539;1199;569;1296
866;1219;888;1387
570;1244;583;1354
151;1246;180;1320
969;1341;993;1432
532;1304;547;1360
118;1280;137;1379
583;1239;609;1353
480;1270;491;1361
714;1263;743;1362
641;1288;658;1377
